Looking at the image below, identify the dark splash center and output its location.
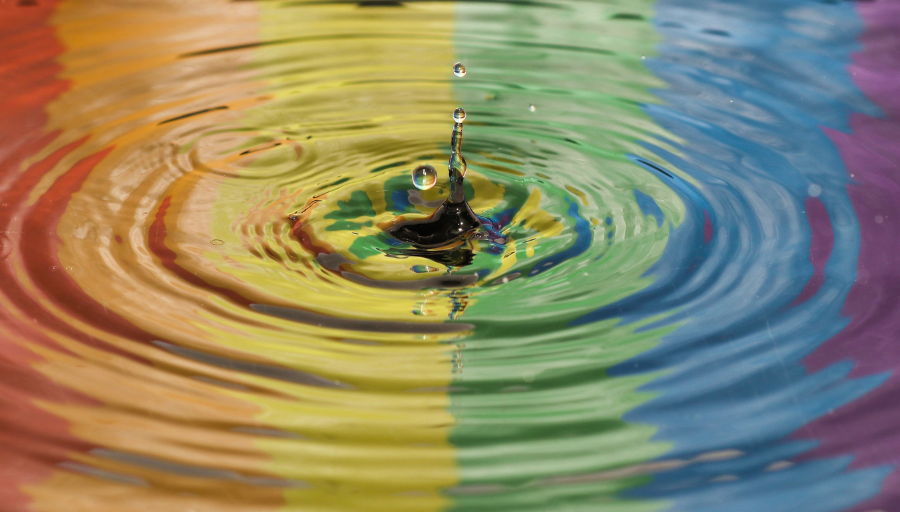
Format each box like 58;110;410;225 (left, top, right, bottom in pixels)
386;108;482;250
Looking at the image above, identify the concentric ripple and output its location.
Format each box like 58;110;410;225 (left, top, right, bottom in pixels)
2;0;900;511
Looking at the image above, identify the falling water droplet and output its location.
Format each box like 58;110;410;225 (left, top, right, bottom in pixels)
412;165;437;190
453;108;466;123
529;104;536;112
453;62;466;77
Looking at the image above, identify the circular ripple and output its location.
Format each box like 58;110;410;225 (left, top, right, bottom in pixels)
3;0;887;511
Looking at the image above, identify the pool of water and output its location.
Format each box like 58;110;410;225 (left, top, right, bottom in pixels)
2;0;899;510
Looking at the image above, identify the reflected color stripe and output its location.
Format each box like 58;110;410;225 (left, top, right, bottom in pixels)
17;2;287;511
612;0;890;510
449;1;682;510
800;1;900;510
241;3;459;511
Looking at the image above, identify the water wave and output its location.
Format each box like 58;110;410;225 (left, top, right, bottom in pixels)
1;0;899;511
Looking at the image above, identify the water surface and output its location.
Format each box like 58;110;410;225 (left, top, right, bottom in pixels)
1;0;899;511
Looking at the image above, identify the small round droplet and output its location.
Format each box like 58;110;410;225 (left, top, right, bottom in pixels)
529;104;536;112
210;239;225;245
453;108;466;123
453;62;466;77
412;165;438;190
807;184;822;197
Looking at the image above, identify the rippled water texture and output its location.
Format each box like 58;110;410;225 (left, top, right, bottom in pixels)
3;0;900;510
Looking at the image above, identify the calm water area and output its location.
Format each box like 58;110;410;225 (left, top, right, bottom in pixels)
2;0;900;511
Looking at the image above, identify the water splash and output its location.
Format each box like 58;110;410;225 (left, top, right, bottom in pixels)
387;106;480;248
449;107;468;186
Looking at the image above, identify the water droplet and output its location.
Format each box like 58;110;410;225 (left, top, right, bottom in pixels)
453;108;466;123
453;62;466;77
529;104;536;112
876;215;884;224
210;239;225;245
412;165;437;190
807;184;822;197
